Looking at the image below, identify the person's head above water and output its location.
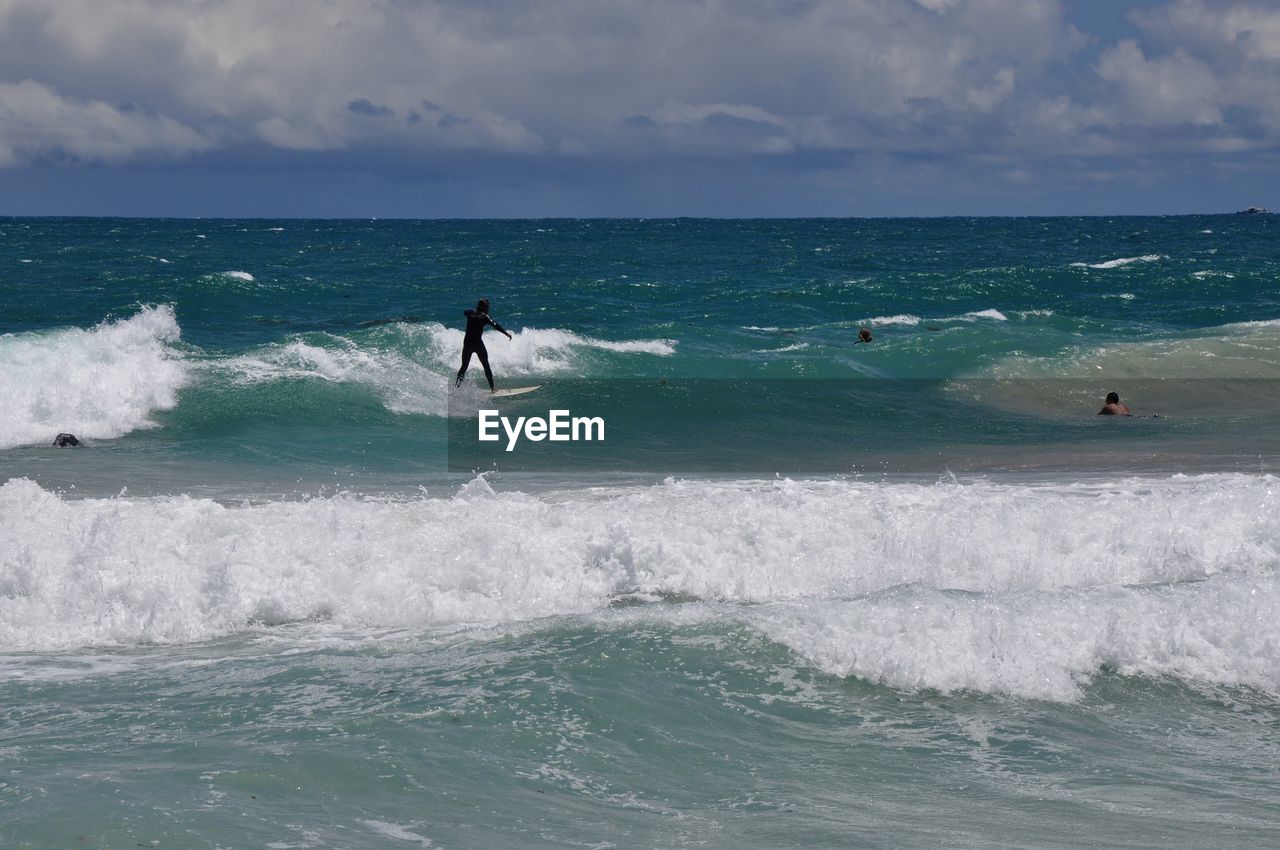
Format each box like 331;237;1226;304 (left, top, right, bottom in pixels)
1098;391;1131;416
477;298;490;313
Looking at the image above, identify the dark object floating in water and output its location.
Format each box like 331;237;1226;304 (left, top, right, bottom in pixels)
53;433;80;447
1238;206;1273;214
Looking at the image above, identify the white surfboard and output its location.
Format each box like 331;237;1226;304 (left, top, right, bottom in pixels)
490;385;542;398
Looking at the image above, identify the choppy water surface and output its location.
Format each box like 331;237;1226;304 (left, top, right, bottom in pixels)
3;216;1279;847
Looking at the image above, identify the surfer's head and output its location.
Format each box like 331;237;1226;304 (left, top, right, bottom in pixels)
1106;392;1120;404
477;298;490;313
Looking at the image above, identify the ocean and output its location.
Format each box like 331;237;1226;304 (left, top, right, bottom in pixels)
2;216;1279;848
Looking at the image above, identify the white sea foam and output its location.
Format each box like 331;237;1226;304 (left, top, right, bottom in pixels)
748;571;1280;701
862;310;1008;326
1219;318;1280;331
359;821;433;846
212;323;675;417
218;270;255;282
939;309;1008;322
218;335;447;416
1071;255;1164;270
862;315;921;327
986;318;1280;381
420;323;675;375
0;306;188;448
1;473;1276;703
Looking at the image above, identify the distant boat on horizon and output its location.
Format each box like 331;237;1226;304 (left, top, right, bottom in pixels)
1238;206;1273;214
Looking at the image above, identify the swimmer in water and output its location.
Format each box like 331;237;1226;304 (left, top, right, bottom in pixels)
1097;391;1131;416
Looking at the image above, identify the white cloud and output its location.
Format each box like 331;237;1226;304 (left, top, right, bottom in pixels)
1096;40;1222;127
0;79;209;165
912;0;963;11
0;0;1275;172
1129;0;1280;135
1135;0;1280;62
0;0;1087;165
254;116;336;152
966;67;1017;113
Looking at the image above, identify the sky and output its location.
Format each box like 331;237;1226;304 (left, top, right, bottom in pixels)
0;0;1278;217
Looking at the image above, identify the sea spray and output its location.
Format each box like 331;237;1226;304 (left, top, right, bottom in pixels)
2;474;1275;674
423;323;677;374
0;306;188;448
212;322;677;417
747;572;1280;700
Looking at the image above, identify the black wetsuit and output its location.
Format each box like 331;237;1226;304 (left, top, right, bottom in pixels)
456;309;507;390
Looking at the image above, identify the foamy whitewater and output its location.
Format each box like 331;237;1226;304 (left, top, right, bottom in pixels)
0;305;187;449
3;474;1277;704
3;216;1280;848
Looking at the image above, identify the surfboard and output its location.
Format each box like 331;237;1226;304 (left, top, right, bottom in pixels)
491;385;542;398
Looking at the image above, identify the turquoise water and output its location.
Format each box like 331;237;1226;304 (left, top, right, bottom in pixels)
2;216;1280;847
4;216;1280;487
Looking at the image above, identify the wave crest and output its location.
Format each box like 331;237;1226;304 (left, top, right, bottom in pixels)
0;306;188;448
2;472;1276;698
1070;255;1165;270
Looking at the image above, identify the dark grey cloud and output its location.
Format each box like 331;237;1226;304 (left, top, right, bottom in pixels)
347;98;394;118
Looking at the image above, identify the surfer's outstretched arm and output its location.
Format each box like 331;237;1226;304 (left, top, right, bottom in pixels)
488;316;513;340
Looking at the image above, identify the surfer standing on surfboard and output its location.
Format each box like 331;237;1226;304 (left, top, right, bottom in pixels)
455;298;512;392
